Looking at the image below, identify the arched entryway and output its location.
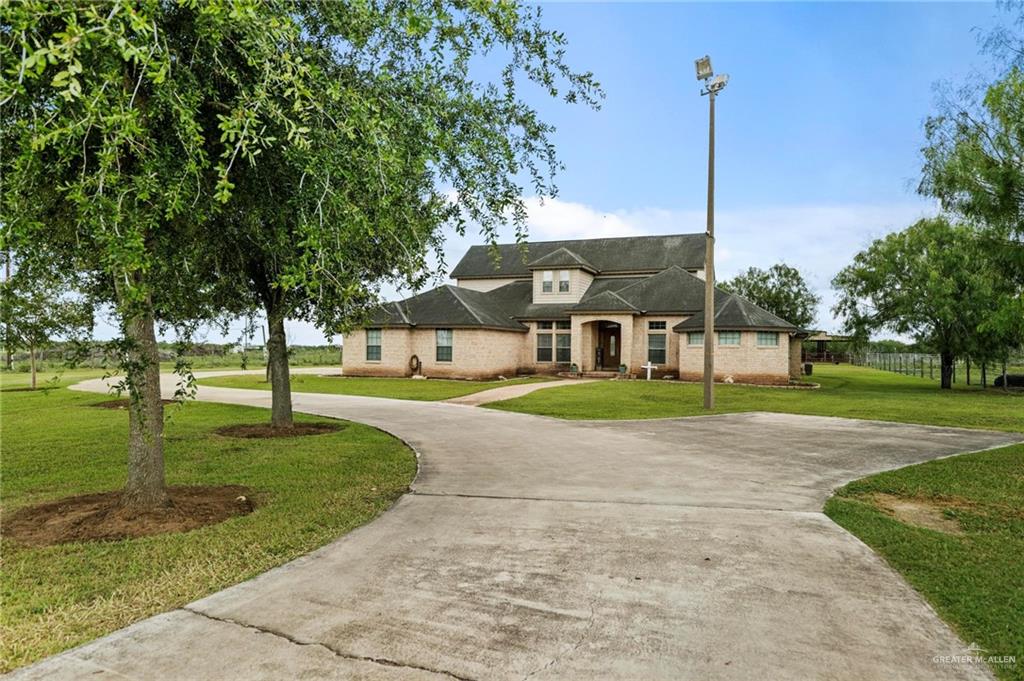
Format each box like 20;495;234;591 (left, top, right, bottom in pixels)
579;319;623;371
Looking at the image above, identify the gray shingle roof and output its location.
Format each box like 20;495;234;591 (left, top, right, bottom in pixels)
370;285;527;331
673;294;798;332
568;289;640;313
451;234;706;278
526;247;597;272
368;255;797;332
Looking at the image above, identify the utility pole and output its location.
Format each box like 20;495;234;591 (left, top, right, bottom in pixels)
695;56;728;410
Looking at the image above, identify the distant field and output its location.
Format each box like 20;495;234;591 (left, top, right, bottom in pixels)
200;373;551;401
486;364;1024;432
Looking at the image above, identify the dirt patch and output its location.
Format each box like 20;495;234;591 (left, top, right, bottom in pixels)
870;493;965;535
91;398;176;409
214;422;344;438
4;485;255;547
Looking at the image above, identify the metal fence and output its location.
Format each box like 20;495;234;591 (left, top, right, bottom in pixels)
852;352;1022;386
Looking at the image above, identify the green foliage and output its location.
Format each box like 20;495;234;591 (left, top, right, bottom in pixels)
919;7;1024;345
0;255;92;358
831;217;1017;380
0;377;416;671
719;263;819;329
199;1;602;338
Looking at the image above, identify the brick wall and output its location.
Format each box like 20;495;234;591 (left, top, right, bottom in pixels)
678;329;791;385
627;315;687;377
342;327;527;379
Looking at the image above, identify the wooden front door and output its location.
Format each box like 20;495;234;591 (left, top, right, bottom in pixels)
596;322;621;369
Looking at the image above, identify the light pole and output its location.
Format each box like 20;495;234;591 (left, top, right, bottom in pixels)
695;56;728;410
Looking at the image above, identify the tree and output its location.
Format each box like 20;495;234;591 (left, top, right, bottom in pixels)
919;8;1024;347
1;0;599;511
202;2;601;428
720;264;820;329
1;1;346;510
832;217;1009;389
0;256;92;389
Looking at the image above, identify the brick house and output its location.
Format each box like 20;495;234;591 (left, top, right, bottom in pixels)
342;234;806;384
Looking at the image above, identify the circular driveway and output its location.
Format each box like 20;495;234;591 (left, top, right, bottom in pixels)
16;373;1021;680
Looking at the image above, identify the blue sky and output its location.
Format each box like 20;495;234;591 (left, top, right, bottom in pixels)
136;1;1008;346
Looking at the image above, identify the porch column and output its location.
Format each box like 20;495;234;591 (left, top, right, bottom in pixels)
570;318;584;371
619;316;635;374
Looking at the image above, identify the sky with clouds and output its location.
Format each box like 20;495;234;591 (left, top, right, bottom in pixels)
117;1;1009;347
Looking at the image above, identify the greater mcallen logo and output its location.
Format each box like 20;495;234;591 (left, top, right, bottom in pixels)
933;643;1017;668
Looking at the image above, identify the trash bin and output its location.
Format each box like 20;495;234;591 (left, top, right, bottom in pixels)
803;362;813;376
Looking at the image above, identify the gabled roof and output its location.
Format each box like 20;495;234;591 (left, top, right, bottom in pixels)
451;234;705;279
370;285;527;331
673;294;797;332
526;247;597;273
568;289;641;313
607;265;711;313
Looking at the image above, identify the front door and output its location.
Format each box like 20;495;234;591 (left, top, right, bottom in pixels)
596;322;621;369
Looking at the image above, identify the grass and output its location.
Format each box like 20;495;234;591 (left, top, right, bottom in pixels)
200;372;550;401
486;364;1024;432
0;374;416;673
826;444;1024;681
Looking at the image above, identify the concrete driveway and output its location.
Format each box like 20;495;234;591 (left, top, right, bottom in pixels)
15;373;1022;680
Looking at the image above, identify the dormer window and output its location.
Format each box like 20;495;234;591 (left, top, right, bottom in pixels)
542;271;553;293
559;270;570;292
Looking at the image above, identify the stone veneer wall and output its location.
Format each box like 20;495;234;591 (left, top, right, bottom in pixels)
677;330;792;385
343;327;527;379
627;315;687;377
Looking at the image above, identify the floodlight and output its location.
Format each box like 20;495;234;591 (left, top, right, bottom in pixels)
708;73;729;93
695;55;713;81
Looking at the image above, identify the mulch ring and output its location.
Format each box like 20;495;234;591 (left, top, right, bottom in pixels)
91;398;177;409
4;485;256;547
214;422;344;439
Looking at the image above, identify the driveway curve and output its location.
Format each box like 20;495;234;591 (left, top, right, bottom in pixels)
14;372;1021;680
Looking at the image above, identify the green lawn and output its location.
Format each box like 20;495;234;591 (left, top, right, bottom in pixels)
826;444;1024;681
0;376;416;673
200;372;550;401
486;364;1024;432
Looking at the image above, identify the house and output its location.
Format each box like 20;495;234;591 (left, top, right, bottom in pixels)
342;234;805;384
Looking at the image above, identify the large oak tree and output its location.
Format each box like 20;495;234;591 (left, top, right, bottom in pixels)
1;0;599;509
832;217;1011;389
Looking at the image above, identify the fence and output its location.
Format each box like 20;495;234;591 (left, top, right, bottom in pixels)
852;352;1022;386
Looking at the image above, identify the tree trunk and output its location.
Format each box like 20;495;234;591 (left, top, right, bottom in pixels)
121;307;169;510
266;311;293;428
981;363;987;388
940;351;954;390
29;341;36;390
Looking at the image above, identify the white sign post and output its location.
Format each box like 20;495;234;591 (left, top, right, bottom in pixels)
641;362;657;380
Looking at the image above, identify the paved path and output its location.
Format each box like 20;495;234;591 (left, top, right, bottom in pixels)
14;373;1022;680
444;377;596;406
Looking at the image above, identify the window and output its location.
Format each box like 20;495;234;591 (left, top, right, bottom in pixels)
366;329;381;361
556;334;571;362
687;332;704;346
542;271;553;293
558;270;570;293
537;321;553;329
648;321;666;330
436;328;453;362
718;331;741;346
648;333;666;364
537;333;552;362
555;320;571;329
756;331;779;347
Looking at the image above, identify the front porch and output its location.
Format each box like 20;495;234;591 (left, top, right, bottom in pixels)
571;315;635;373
